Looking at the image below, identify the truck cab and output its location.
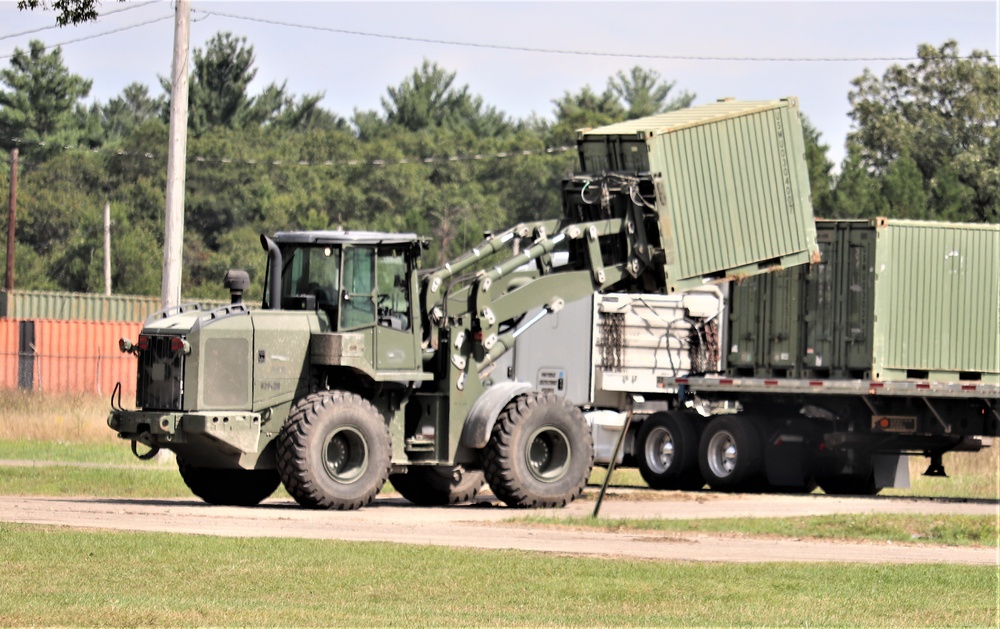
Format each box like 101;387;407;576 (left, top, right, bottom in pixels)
262;230;429;383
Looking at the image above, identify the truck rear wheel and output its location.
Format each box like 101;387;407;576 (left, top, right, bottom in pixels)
276;390;391;510
482;392;594;508
636;411;704;490
177;458;280;506
389;465;485;506
698;416;763;491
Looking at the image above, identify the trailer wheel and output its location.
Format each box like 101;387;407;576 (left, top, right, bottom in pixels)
636;411;704;490
483;392;594;508
276;390;391;510
389;465;485;506
177;458;280;506
698;417;763;491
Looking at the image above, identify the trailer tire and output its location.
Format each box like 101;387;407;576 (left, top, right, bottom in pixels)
482;392;594;508
636;411;704;490
698;416;763;491
276;390;391;510
177;458;280;506
390;465;485;506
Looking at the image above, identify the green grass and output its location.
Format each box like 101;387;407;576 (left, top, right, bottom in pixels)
517;513;999;547
0;464;193;498
0;439;138;465
1;523;995;628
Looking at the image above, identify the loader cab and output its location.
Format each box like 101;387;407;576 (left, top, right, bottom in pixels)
261;231;426;371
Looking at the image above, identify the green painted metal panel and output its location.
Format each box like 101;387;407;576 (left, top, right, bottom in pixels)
0;290;228;322
578;98;818;293
728;219;1000;383
872;219;999;382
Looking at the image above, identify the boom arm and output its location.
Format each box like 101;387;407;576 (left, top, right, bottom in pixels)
421;176;661;371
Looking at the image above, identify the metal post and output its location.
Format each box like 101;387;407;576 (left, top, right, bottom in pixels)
162;0;190;309
6;147;17;291
103;200;111;296
592;406;635;518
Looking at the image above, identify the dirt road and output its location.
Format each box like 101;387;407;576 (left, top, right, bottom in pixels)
2;490;996;565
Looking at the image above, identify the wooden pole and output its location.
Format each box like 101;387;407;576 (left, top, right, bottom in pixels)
162;0;190;308
5;147;18;292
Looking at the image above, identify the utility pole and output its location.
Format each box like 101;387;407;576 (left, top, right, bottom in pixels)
162;0;190;308
5;148;17;292
103;200;111;296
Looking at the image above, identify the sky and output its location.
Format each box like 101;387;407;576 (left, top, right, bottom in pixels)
0;0;997;168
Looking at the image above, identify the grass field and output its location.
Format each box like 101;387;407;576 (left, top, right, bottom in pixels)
1;391;997;627
1;523;996;627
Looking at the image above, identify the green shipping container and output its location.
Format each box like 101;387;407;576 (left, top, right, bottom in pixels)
577;98;819;293
0;290;228;323
727;219;1000;384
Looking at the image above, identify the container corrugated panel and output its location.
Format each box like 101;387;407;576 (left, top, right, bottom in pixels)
578;98;819;292
728;218;999;384
872;219;1000;382
0;319;21;389
31;319;142;397
0;290;228;322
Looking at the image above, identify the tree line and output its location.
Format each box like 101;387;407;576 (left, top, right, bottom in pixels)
0;33;995;300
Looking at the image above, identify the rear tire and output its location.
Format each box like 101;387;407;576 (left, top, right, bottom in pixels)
483;392;593;508
636;411;704;490
390;465;485;506
276;390;391;510
698;416;763;491
177;458;280;506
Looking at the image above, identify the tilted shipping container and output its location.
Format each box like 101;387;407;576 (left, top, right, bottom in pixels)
728;218;1000;383
576;98;819;293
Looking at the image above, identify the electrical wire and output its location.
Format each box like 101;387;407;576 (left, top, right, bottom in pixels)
0;1;165;42
0;13;173;60
0;136;575;169
193;8;995;63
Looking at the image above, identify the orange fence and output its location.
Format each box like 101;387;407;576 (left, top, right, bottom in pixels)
0;319;142;398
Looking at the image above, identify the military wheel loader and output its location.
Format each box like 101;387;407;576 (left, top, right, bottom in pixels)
108;99;819;509
109;191;663;509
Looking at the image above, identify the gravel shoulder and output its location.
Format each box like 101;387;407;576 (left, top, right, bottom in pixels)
1;491;996;565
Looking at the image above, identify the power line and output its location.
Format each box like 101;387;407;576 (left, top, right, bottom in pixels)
0;13;173;60
193;8;996;63
0;135;576;169
0;1;166;42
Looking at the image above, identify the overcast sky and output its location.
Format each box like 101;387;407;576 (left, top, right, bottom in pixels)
1;1;997;168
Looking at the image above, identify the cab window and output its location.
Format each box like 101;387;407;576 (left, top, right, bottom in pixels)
340;247;376;330
377;251;410;330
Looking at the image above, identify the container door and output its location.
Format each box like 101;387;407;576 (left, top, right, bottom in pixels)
842;225;876;377
727;276;762;375
802;224;838;376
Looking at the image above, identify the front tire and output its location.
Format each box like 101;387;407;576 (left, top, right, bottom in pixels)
390;465;485;506
482;392;594;508
698;416;763;491
177;458;280;506
636;411;704;490
276;390;391;510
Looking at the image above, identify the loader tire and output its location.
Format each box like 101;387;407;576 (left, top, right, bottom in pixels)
482;392;593;508
636;411;705;491
276;390;391;510
177;458;280;506
389;465;485;506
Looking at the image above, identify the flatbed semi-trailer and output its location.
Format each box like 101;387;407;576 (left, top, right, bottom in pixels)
501;218;999;495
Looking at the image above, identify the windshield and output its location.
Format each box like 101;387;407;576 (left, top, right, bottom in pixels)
281;245;341;309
